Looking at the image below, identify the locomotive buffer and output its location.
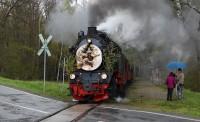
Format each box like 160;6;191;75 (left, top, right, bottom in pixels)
37;34;52;93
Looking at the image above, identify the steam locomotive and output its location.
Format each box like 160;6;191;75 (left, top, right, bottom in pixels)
68;27;133;102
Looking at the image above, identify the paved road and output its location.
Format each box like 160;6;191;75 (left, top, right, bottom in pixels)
0;85;68;122
79;105;200;122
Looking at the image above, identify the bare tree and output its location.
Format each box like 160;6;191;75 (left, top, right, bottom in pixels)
172;0;200;88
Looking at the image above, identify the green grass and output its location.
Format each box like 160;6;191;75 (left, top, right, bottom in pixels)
128;89;200;118
0;77;71;101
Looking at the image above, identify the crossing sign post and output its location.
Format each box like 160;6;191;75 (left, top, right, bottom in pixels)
37;34;52;93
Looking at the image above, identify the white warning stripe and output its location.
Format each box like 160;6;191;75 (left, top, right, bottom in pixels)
0;101;49;114
100;106;200;122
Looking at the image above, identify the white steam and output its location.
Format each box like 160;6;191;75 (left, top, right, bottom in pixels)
97;10;144;48
45;0;191;61
46;0;89;46
95;2;189;60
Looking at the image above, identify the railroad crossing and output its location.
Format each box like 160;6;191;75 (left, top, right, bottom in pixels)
37;34;53;93
0;85;199;122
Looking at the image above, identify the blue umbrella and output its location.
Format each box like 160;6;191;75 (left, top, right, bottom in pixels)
167;61;187;70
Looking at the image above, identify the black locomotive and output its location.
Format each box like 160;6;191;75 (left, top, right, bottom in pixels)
67;27;133;102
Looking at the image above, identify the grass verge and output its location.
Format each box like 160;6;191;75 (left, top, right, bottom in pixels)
128;88;200;118
0;77;71;101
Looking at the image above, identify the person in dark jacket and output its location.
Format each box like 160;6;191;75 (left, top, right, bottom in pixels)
166;72;176;101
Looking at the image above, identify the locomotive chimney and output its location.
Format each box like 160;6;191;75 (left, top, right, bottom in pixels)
87;27;97;37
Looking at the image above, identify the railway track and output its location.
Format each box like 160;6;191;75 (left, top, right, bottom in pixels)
39;102;100;122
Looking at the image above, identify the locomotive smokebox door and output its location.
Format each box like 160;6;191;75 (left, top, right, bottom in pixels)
88;27;97;37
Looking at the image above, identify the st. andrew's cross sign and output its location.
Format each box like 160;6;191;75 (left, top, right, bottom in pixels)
37;34;52;56
37;34;52;93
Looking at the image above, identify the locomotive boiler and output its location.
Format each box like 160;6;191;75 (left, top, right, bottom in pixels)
68;27;133;102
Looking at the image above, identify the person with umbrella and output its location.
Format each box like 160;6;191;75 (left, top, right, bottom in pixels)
166;61;186;100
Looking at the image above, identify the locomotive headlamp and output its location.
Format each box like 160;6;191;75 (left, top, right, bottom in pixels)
101;73;107;79
87;39;92;43
70;74;76;80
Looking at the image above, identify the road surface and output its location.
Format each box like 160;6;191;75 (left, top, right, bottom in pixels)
79;105;200;122
0;85;68;122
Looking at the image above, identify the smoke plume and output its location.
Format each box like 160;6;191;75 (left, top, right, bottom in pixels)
46;0;194;61
46;0;89;46
89;0;189;60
